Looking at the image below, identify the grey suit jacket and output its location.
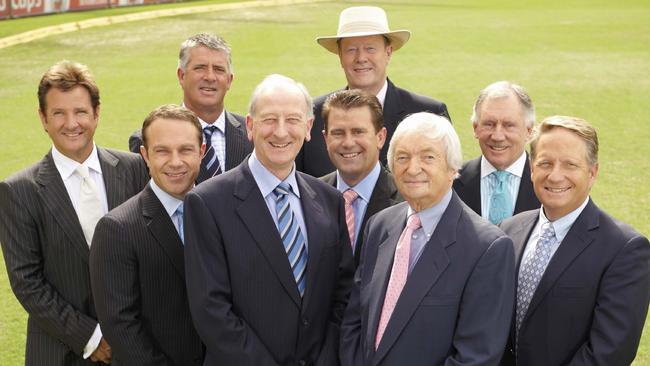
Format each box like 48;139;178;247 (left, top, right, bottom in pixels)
297;79;450;177
0;148;148;365
340;193;515;366
320;166;403;265
453;154;539;217
90;185;203;365
128;110;252;183
184;160;355;366
500;201;650;366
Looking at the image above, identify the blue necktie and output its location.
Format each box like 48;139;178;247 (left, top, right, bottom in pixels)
273;182;308;297
202;125;222;179
174;203;184;245
516;222;556;336
488;170;513;224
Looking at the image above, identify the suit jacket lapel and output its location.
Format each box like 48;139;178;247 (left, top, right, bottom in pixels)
365;206;406;350
141;186;185;279
523;201;598;324
224;111;248;171
373;195;458;363
98;148;126;210
513;155;538;213
295;173;325;310
36;152;90;261
457;157;482;215
234;163;302;307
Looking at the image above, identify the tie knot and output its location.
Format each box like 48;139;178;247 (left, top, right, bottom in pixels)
407;214;421;230
75;165;90;179
540;222;555;241
203;125;218;138
493;170;510;182
175;203;184;217
274;182;291;198
343;189;359;204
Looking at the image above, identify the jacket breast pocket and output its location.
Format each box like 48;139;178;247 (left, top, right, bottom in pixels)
552;285;592;299
420;294;460;306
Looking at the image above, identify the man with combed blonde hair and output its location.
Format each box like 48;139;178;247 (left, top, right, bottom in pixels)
500;116;649;366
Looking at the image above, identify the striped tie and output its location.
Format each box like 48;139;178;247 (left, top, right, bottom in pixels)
343;189;359;251
273;182;308;297
201;125;222;180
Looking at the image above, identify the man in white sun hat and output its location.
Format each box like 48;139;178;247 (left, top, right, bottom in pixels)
298;6;451;177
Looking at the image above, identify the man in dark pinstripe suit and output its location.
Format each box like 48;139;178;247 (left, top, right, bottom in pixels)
90;105;204;365
0;61;149;365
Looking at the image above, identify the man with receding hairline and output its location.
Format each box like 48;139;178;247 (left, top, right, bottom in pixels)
184;74;354;365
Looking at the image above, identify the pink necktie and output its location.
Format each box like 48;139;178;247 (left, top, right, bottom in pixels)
343;189;359;250
375;213;421;349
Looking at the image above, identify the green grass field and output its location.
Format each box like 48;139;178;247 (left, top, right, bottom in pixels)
1;0;648;363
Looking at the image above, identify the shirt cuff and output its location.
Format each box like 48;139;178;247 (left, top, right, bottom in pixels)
82;324;102;359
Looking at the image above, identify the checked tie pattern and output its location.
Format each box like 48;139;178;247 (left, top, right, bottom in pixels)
343;189;359;251
274;182;308;297
516;222;556;335
202;125;222;179
375;213;421;349
488;170;513;225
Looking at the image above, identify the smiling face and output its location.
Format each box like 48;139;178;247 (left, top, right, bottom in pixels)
392;132;456;212
141;118;204;200
531;127;598;221
473;94;532;170
177;46;233;121
324;106;386;186
338;35;392;96
39;86;99;163
246;87;313;180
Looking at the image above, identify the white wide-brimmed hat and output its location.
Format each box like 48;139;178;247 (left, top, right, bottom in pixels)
316;6;411;54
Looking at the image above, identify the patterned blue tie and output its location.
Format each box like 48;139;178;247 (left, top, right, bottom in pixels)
174;203;184;245
202;125;222;179
488;170;513;224
516;222;556;336
273;182;308;297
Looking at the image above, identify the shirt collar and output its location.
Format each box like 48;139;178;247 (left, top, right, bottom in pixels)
149;179;184;217
181;102;226;133
248;150;300;199
51;143;102;180
335;162;381;203
376;79;389;108
538;196;590;243
407;188;453;238
480;151;527;179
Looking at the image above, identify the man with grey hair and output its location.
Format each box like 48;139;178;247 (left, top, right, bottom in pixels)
340;112;515;366
184;74;354;365
129;33;251;183
453;81;539;224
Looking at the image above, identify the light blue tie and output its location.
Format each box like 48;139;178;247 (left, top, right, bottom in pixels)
488;170;513;224
273;182;308;297
516;222;556;336
175;203;184;245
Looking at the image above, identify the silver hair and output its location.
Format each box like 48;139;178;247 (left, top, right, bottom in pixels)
178;33;233;73
247;74;314;119
387;112;462;174
470;81;535;128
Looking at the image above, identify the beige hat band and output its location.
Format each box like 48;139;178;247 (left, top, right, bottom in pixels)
338;21;390;36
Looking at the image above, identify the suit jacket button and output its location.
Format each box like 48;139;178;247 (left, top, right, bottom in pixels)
302;318;309;327
298;360;307;366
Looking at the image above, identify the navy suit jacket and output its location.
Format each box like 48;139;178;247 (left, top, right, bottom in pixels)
90;185;203;365
128;110;252;183
183;160;355;366
500;200;650;366
297;79;450;177
340;193;515;366
0;148;148;365
320;166;402;266
452;154;539;217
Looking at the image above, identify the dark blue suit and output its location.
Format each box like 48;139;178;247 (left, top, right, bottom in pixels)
183;160;354;365
340;193;515;366
500;200;650;366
